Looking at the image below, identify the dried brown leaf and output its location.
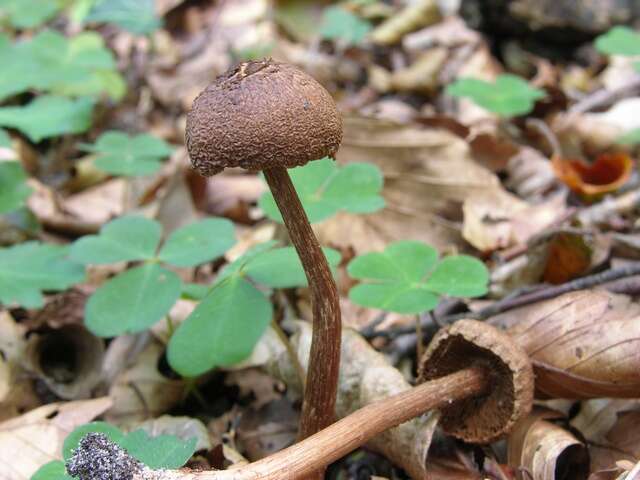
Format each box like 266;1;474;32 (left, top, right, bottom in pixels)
508;407;588;480
490;289;640;398
105;339;185;425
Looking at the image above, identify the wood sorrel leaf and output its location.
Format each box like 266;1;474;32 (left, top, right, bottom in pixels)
0;242;84;308
259;157;384;223
85;264;181;337
158;218;235;267
168;274;272;377
80;131;173;177
348;240;489;314
446;74;545;117
70;216;162;265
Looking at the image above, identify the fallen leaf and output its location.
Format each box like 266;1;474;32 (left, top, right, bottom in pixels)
508;407;589;480
462;191;565;252
542;232;594;284
490;289;640;398
237;398;298;460
0;397;112;480
105;339;185;425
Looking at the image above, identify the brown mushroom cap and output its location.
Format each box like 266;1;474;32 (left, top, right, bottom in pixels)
186;59;343;176
419;319;534;444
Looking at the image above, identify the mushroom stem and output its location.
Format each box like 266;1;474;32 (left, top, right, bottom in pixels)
127;368;487;480
263;165;341;442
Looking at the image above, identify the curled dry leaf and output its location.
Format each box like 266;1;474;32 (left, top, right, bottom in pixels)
571;398;640;446
490;289;640;398
25;324;105;400
0;396;112;480
262;322;439;480
551;153;633;199
508;407;589;480
587;406;640;476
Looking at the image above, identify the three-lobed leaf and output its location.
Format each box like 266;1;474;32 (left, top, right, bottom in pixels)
319;6;372;46
120;430;197;469
0;0;64;28
348;241;440;314
260;157;385;223
80;131;173;177
85;263;181;337
85;0;162;35
446;74;545;117
168;274;273;377
0;161;32;214
0;30;124;102
595;26;640;56
348;240;488;314
0;96;94;142
157;218;235;267
70;216;162;264
0;242;85;308
219;241;341;289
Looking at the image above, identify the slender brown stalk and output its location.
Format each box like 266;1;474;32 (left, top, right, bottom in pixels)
136;368;486;480
263;166;341;442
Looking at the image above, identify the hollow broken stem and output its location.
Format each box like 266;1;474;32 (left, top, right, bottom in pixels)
263;165;341;444
131;368;486;480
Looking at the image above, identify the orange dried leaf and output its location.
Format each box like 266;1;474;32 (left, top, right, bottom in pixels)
551;152;633;198
542;232;593;284
490;289;640;398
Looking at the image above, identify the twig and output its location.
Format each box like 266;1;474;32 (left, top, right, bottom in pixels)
577;188;640;226
370;263;640;339
568;75;640;115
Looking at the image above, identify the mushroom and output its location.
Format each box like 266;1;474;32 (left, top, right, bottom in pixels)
418;319;534;443
185;59;343;444
67;320;534;480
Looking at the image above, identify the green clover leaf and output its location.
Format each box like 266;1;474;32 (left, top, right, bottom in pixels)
319;6;372;46
348;240;488;314
168;274;273;377
80;131;173;177
85;0;161;35
259;158;385;223
85;263;182;337
595;26;640;56
0;242;85;308
0;96;94;142
446;74;545;117
0;161;32;214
